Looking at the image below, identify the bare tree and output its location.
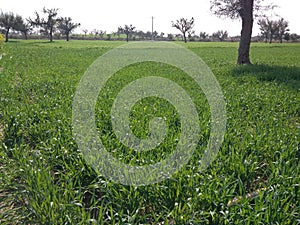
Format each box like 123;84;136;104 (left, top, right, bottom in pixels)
29;8;59;42
171;17;194;43
258;17;289;44
200;31;209;40
58;17;80;41
210;0;274;64
212;30;229;41
19;22;33;40
82;29;88;37
98;30;106;39
119;25;135;42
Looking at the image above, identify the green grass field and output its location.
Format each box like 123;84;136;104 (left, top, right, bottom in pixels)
0;40;299;224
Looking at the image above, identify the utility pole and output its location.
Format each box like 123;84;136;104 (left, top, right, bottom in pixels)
151;16;154;40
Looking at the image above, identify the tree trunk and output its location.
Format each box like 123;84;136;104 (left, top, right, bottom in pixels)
269;34;273;44
5;28;10;42
50;27;53;42
66;33;70;41
183;33;187;43
126;33;129;42
237;0;254;65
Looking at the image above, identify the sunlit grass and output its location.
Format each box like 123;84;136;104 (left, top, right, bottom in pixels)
0;40;299;224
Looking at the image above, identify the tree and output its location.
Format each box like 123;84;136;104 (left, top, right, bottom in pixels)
29;8;59;42
276;18;289;43
167;33;174;41
200;31;209;40
0;12;23;42
58;17;80;41
212;30;229;41
19;22;33;40
283;32;290;42
171;17;194;43
290;33;300;42
210;0;274;64
82;29;88;37
98;30;106;39
119;25;135;42
258;17;289;44
257;18;269;43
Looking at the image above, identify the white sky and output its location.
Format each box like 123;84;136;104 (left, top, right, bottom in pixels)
1;0;299;36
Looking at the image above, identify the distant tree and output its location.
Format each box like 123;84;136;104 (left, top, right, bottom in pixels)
152;31;158;39
116;27;123;38
283;32;290;42
290;33;300;42
98;30;106;39
119;24;135;42
258;17;288;44
19;22;33;40
29;8;60;42
212;30;229;41
171;17;194;43
167;33;174;41
82;29;88;36
257;18;269;43
92;29;99;38
199;31;209;40
0;12;23;42
210;0;275;64
57;17;80;41
276;18;289;43
188;30;196;41
145;31;152;40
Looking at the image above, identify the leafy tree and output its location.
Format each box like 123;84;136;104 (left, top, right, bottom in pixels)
29;8;59;42
212;30;229;41
0;12;23;42
58;17;80;41
276;18;289;43
119;25;135;42
171;17;194;43
210;0;274;64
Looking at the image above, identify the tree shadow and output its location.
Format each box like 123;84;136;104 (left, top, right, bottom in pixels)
232;64;300;91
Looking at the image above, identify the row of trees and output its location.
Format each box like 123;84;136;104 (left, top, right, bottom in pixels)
0;0;298;65
0;8;80;42
258;17;289;43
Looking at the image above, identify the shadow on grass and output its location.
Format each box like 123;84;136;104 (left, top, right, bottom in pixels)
232;64;300;91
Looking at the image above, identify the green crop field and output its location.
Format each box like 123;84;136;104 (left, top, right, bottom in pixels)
0;40;299;224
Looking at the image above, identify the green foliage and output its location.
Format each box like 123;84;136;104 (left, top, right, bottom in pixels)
0;40;299;224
